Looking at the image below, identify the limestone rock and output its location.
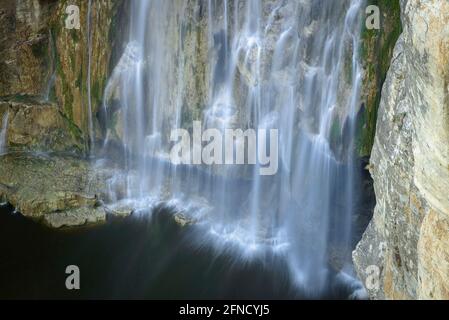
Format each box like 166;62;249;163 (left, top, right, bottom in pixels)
353;0;449;300
0;0;124;151
104;200;134;218
0;99;84;153
51;0;123;142
174;212;198;227
44;206;106;228
0;153;125;225
0;0;56;97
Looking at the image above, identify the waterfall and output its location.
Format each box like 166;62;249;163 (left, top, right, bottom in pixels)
44;30;56;102
44;72;56;102
0;112;9;155
103;0;365;294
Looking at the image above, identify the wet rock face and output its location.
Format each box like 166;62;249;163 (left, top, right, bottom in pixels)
354;0;449;300
0;0;57;97
0;0;124;152
357;0;402;157
0;99;84;153
51;0;123;143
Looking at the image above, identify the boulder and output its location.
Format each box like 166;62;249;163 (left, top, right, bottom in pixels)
0;153;131;228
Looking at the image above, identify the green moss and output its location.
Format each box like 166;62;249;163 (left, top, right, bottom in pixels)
91;76;107;115
1;94;41;104
48;83;57;102
53;30;65;84
31;39;48;59
63;82;74;120
52;22;77;124
70;52;76;71
49;13;61;40
75;72;82;89
70;29;79;44
54;48;74;120
91;80;100;105
108;3;119;46
58;111;85;153
357;0;402;157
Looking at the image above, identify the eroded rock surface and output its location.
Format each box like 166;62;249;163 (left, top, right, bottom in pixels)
0;153;129;228
0;0;56;97
353;0;449;300
0;0;124;151
0;99;83;153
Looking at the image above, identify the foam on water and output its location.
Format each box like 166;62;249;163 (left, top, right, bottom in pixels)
100;0;366;295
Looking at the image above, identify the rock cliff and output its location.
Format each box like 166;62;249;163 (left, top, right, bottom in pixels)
1;1;448;297
0;0;123;154
357;0;402;157
354;0;449;299
0;98;83;153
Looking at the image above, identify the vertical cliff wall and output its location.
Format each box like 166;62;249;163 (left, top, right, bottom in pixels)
357;0;402;157
0;0;55;98
354;0;449;299
0;0;123;154
51;0;123;150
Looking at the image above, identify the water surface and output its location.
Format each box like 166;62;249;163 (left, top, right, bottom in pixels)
0;205;356;299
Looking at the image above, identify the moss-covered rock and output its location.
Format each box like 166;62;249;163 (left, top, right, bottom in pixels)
357;0;402;157
51;0;123;151
354;0;449;299
0;0;123;155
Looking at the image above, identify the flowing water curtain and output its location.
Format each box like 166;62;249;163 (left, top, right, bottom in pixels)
102;0;365;294
201;1;365;293
0;112;9;155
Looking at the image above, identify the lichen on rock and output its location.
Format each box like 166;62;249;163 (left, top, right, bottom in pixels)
354;0;449;300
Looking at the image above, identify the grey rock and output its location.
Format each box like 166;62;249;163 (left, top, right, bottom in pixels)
44;206;106;229
354;0;449;299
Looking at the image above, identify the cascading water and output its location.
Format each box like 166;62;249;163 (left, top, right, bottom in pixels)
0;112;8;155
102;0;365;295
44;72;56;102
44;30;56;102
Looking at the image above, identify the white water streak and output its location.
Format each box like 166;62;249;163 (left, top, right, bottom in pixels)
0;112;9;155
102;0;365;294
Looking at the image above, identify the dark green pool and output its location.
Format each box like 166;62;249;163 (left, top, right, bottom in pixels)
0;204;357;299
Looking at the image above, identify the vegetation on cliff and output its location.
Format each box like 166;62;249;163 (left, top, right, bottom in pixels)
357;0;402;157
